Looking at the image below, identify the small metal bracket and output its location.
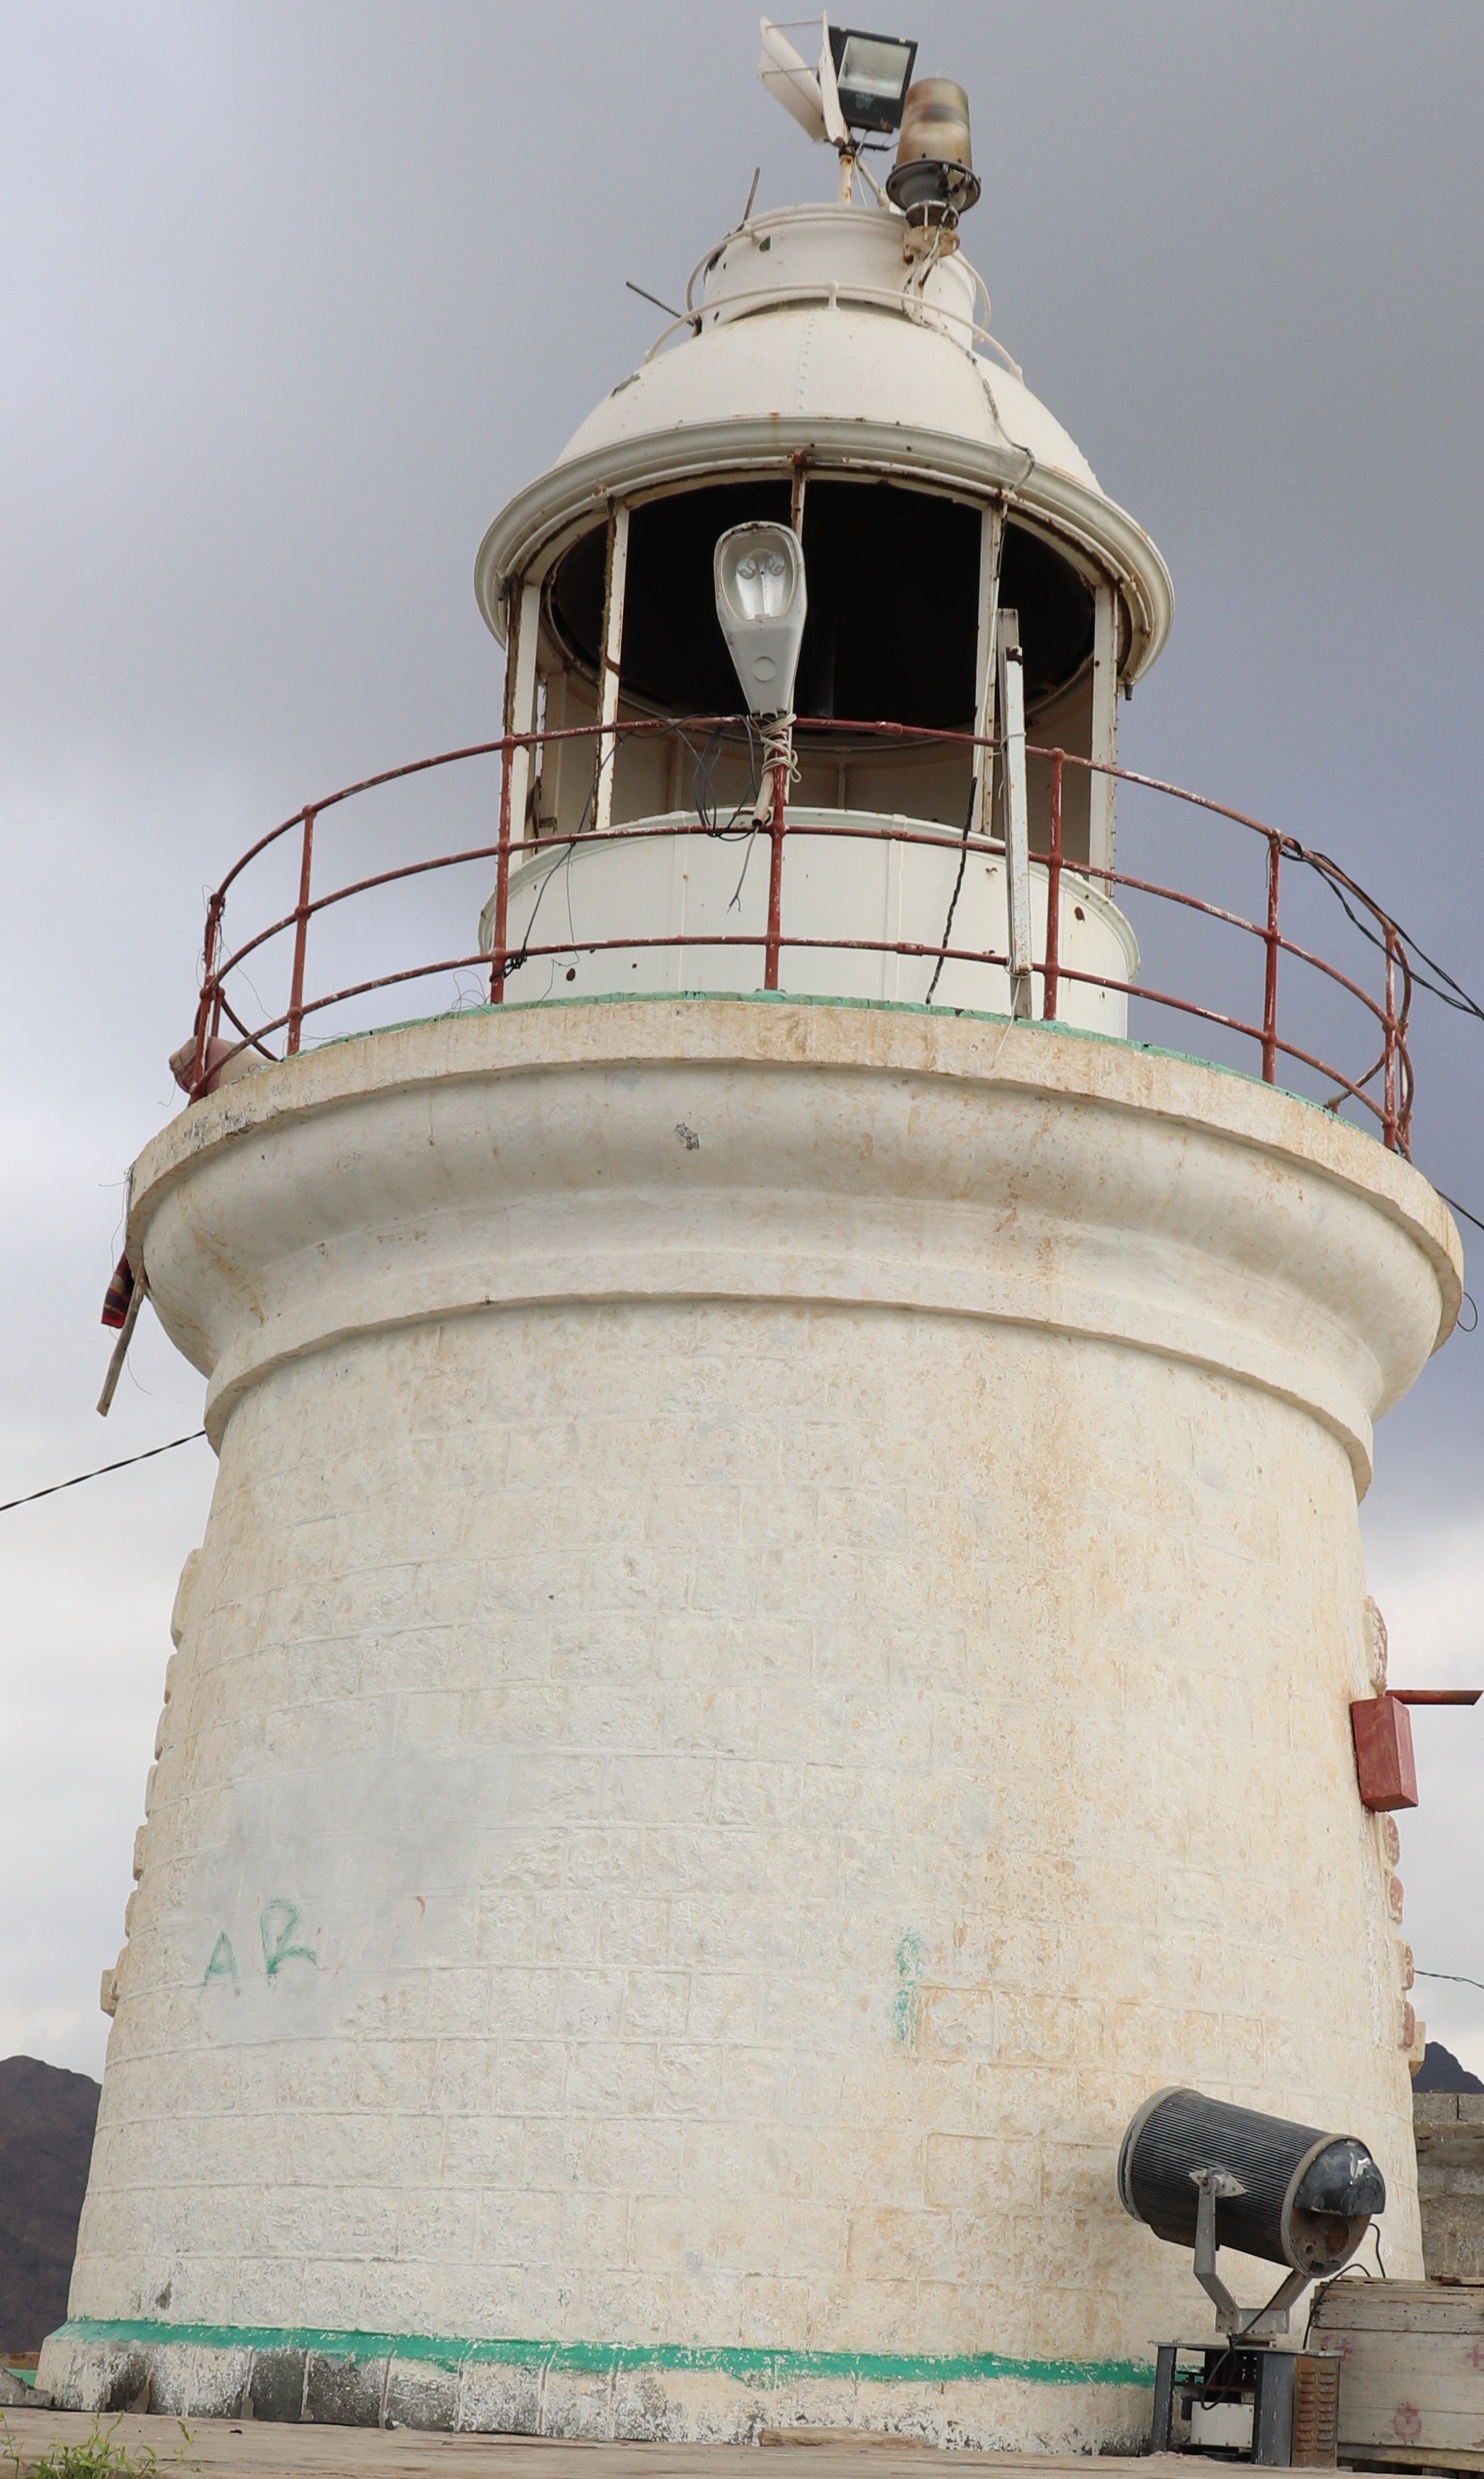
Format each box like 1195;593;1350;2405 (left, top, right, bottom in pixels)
1188;2166;1311;2341
1191;2167;1245;2329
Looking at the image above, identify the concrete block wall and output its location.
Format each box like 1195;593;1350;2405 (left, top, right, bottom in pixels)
1413;2093;1484;2278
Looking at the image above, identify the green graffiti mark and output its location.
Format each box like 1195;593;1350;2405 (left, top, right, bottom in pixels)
261;1899;317;1980
202;1932;238;1991
894;1931;925;2048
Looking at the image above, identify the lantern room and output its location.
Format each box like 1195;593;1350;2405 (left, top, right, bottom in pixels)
473;172;1172;1025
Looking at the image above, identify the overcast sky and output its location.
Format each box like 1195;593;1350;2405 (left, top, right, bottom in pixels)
3;0;1482;2091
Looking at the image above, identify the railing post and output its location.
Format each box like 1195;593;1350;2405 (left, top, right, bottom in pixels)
490;737;513;1002
1383;924;1399;1151
1261;833;1281;1083
999;615;1033;1019
1043;749;1063;1021
764;748;787;992
286;807;315;1056
592;502;631;839
191;892;224;1095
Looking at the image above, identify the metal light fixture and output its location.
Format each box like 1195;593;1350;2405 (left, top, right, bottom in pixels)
758;18;918;195
826;26;917;132
1122;2088;1388;2465
714;522;808;718
1120;2086;1386;2324
884;77;980;219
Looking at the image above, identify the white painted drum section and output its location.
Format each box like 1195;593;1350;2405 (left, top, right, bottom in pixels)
47;1005;1460;2446
695;203;984;354
483;815;1137;1031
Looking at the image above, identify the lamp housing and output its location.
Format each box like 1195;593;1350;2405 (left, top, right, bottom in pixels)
826;26;918;133
714;522;808;718
884;77;981;216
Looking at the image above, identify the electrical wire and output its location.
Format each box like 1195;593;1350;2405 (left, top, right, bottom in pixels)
1214;836;1484;1236
1286;839;1484;1024
0;1431;207;1515
1415;1969;1484;1994
924;773;980;1005
1436;1191;1484;1238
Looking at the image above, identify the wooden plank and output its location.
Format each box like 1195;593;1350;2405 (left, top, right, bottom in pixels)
1339;2352;1484;2397
1314;2283;1484;2334
1326;2334;1484;2378
1344;2449;1484;2474
1337;2400;1484;2459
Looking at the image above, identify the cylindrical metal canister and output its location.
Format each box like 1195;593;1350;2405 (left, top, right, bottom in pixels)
1118;2087;1385;2273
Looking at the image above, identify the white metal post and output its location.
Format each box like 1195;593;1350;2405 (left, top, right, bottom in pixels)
972;503;1004;839
999;608;1033;1019
504;577;543;846
1088;581;1118;878
592;501;630;837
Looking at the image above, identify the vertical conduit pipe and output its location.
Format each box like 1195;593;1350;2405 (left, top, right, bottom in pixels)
286;810;315;1056
764;750;786;991
1384;927;1399;1151
191;894;224;1097
592;503;631;839
1261;835;1281;1084
1044;751;1063;1022
490;739;513;1003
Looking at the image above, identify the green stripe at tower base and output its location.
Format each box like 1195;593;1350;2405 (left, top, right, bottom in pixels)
39;2318;1156;2451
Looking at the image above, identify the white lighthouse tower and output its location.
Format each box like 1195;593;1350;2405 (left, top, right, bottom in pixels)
45;25;1460;2451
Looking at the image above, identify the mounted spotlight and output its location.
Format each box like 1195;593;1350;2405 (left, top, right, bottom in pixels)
826;26;918;133
884;77;981;228
1120;2086;1386;2301
1120;2088;1385;2463
714;522;808;720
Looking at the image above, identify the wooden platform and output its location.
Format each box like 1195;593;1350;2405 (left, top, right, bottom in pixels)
1311;2276;1484;2474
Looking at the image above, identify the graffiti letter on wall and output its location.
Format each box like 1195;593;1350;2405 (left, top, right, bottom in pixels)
203;1932;239;1991
261;1898;317;1980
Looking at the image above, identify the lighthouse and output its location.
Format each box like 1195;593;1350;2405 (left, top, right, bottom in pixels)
45;22;1461;2451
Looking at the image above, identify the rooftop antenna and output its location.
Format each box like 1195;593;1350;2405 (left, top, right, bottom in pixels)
758;16;917;202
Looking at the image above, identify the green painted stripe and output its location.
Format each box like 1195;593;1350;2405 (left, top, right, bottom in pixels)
52;2317;1152;2392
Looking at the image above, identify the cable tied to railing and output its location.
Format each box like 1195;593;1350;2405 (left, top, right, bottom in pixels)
750;711;799;827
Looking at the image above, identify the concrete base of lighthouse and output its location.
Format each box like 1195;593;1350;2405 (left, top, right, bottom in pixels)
45;998;1458;2446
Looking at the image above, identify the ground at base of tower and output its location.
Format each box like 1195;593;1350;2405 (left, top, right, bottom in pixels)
0;2417;1429;2479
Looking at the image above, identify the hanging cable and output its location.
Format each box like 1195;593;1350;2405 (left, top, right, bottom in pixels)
1;1431;208;1515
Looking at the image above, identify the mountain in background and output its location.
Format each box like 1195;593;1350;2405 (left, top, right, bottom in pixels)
0;2055;100;2352
1414;2039;1484;2095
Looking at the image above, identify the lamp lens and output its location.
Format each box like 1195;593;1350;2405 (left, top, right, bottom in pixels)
837;34;913;101
731;550;790;619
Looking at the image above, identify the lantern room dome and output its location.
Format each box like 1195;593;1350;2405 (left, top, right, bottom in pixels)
475;200;1174;688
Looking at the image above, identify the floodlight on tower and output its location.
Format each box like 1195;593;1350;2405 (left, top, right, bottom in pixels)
759;17;917;199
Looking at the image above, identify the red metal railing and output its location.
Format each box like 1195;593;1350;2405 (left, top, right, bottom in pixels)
187;715;1415;1155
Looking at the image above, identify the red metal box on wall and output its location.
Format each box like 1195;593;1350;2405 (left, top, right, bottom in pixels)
1349;1693;1419;1812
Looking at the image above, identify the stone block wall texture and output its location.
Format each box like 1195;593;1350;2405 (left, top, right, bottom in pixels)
1413;2093;1484;2279
43;1000;1461;2444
